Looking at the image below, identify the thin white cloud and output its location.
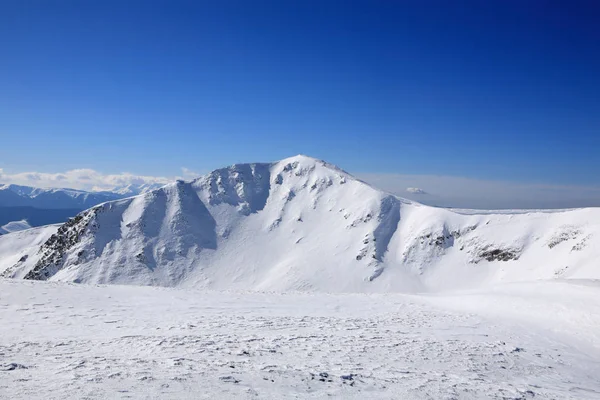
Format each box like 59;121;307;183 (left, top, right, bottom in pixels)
181;167;202;180
358;173;600;210
406;187;428;195
0;165;211;192
0;168;174;192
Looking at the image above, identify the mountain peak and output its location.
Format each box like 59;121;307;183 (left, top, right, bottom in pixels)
277;154;343;171
274;154;354;182
188;155;365;215
1;184;36;196
279;154;323;163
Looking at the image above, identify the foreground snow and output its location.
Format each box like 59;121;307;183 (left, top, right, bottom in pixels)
1;279;599;399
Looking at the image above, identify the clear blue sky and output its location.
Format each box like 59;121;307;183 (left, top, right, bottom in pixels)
1;0;599;184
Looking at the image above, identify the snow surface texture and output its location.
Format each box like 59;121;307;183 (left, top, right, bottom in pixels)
1;155;599;291
0;279;599;399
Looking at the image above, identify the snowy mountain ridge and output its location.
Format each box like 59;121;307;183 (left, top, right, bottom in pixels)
105;183;166;196
0;182;164;209
1;155;598;292
0;184;122;209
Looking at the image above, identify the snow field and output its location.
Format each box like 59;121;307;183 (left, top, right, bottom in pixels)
1;279;599;399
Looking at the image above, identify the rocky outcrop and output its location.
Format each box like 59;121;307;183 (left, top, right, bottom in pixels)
23;208;98;280
194;163;271;214
476;248;521;262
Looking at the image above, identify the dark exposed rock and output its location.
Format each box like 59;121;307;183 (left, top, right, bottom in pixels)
571;234;591;252
2;363;28;371
282;162;299;172
417;226;477;249
477;248;520;262
23;208;99;280
548;227;581;249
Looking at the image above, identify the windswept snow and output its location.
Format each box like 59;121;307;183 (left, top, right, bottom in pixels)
0;279;599;399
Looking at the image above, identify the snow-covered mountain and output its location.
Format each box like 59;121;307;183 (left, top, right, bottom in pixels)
1;155;599;292
0;184;163;233
0;224;60;272
0;184;123;209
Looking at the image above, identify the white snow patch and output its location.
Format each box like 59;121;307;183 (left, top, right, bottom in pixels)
0;219;32;234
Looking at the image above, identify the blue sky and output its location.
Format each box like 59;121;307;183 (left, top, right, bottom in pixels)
1;1;599;195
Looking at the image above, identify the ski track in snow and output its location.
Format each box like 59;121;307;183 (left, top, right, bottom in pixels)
1;279;599;399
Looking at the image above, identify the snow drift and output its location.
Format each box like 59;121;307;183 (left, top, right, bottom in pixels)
1;155;598;292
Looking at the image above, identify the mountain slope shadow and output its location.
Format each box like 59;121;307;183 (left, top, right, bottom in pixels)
193;163;271;214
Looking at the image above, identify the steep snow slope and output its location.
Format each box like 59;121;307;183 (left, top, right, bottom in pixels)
2;155;599;292
0;224;59;276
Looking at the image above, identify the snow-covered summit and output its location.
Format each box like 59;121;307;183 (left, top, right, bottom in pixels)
1;155;599;292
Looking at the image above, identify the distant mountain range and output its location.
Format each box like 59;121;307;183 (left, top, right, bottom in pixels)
0;183;165;233
0;184;122;209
